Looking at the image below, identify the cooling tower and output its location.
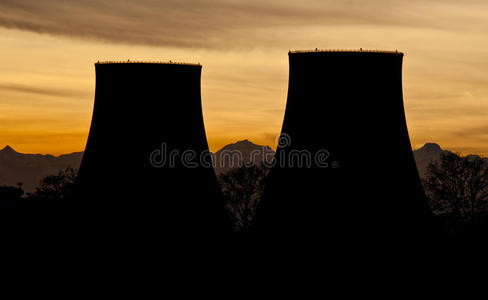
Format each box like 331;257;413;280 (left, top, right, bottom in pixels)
253;50;433;240
75;62;231;232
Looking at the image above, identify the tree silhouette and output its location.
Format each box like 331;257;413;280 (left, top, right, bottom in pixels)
218;164;268;232
424;152;488;226
29;167;78;201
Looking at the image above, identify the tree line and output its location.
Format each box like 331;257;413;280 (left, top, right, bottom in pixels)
2;153;488;237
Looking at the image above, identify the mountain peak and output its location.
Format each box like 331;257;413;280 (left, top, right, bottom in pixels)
216;139;274;155
220;139;254;150
419;143;442;153
236;139;252;145
1;145;17;154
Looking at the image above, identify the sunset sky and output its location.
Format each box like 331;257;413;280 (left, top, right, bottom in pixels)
0;0;487;155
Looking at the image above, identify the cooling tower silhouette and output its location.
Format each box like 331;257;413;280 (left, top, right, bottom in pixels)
75;62;231;232
253;50;433;240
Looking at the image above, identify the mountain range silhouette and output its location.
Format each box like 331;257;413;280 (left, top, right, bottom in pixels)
0;141;453;192
0;145;83;192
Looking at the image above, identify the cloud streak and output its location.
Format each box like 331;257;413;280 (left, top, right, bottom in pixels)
0;83;86;98
0;0;486;49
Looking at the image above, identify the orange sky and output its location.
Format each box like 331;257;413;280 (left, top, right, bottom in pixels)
0;0;487;155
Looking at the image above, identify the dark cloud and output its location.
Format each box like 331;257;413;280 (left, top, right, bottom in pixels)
0;83;86;98
0;0;485;49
